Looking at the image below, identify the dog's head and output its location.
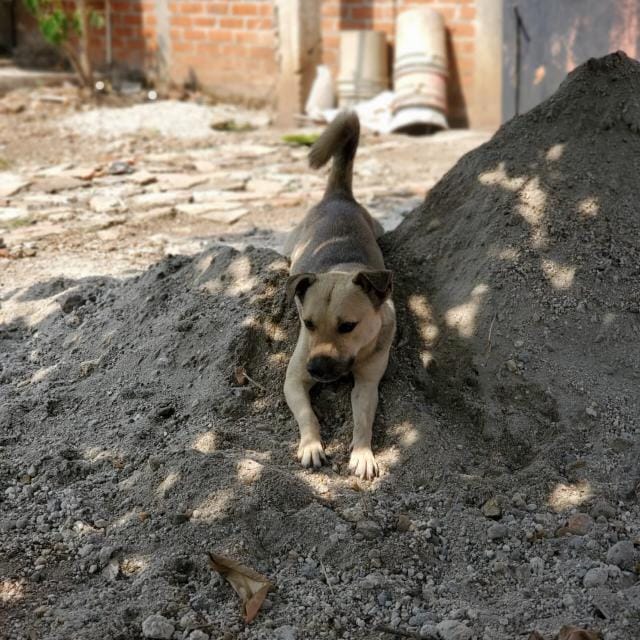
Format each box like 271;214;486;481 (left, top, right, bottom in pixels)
287;270;393;382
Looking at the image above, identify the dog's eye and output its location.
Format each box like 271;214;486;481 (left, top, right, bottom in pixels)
304;319;315;331
337;321;357;334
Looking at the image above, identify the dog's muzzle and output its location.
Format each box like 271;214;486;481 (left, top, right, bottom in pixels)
307;356;353;383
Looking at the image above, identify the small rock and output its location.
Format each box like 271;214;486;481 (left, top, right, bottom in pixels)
396;514;412;532
90;194;125;213
482;497;502;519
170;512;191;525
585;404;598;418
487;523;508;540
142;614;175;639
0;519;16;532
591;500;616;520
583;567;608;588
559;513;594;536
356;519;382;539
505;359;518;373
108;160;133;175
154;404;175;420
61;294;86;314
420;623;438;639
436;619;473;640
606;541;635;570
273;625;298;640
189;632;209;640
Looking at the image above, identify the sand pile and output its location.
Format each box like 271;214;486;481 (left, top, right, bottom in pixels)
2;53;639;640
385;50;640;486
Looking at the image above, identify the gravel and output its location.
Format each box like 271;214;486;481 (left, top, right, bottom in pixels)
60;101;270;140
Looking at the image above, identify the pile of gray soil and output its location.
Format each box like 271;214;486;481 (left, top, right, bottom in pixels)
1;52;639;640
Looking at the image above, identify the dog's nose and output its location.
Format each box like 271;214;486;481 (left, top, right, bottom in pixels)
307;356;337;380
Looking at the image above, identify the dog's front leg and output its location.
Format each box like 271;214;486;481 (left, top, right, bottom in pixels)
284;342;327;469
349;351;389;480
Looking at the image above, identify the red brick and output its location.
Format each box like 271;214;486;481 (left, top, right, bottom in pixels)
352;7;373;20
177;2;204;14
246;18;272;29
209;30;233;42
173;40;195;53
234;31;272;45
197;42;223;55
220;17;244;29
122;14;143;25
194;16;216;27
170;15;192;27
232;3;258;16
205;2;228;14
450;22;475;37
460;5;476;20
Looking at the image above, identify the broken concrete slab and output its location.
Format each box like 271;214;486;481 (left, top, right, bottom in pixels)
191;189;263;204
130;191;191;210
246;178;286;195
130;171;158;186
154;173;209;191
0;207;30;223
175;202;249;224
35;175;86;193
0;172;31;198
90;194;126;213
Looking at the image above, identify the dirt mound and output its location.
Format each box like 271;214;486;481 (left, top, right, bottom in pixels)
385;50;640;487
2;53;639;640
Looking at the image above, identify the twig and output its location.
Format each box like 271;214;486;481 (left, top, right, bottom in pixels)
319;559;335;598
485;313;497;355
243;371;266;391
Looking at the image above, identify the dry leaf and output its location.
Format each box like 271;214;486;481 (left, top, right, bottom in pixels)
559;626;601;640
528;633;545;640
208;552;273;623
234;366;248;386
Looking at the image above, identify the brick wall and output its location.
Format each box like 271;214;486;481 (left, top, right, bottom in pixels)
14;0;481;126
321;0;477;126
167;0;277;104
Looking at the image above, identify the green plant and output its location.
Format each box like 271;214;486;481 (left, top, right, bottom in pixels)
24;0;104;88
282;133;321;147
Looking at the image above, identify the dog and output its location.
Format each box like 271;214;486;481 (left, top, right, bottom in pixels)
283;111;396;480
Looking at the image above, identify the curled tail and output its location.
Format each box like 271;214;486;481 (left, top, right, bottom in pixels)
309;110;360;198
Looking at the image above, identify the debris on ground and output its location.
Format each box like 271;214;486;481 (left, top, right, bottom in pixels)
208;552;274;623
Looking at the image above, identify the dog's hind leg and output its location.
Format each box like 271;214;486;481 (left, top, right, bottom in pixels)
284;342;327;469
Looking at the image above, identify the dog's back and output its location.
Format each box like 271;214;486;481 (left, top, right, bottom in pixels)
285;112;385;275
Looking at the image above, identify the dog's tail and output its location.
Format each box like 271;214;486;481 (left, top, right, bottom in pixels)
309;110;360;198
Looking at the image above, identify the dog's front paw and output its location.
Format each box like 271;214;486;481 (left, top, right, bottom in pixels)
348;447;379;480
297;439;327;469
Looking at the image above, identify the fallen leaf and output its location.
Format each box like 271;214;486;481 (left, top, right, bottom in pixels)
527;633;545;640
234;366;248;385
559;626;602;640
208;552;273;623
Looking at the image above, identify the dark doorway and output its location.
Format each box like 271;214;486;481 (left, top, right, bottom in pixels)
503;0;640;121
0;0;16;55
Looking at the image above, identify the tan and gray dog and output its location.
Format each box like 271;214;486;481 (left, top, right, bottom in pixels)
283;111;396;480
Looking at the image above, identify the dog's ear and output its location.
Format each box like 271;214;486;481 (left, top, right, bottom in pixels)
286;273;316;303
353;270;393;307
